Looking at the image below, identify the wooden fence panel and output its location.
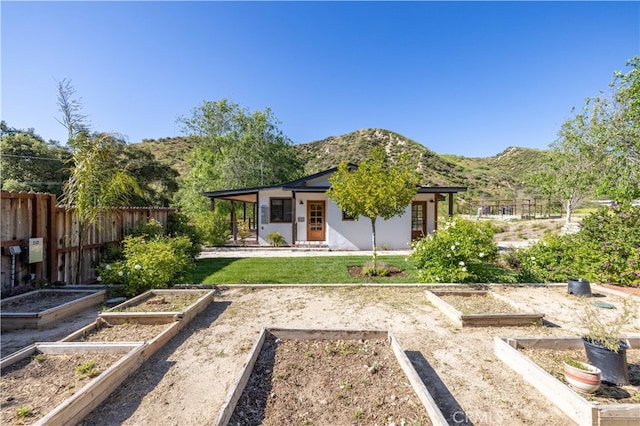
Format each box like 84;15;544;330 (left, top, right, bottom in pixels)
1;191;176;289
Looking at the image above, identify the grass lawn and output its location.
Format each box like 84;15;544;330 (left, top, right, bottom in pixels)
191;256;420;284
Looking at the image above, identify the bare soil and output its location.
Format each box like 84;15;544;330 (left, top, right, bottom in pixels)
71;321;171;343
1;291;92;313
113;292;207;313
2;285;639;425
229;334;431;426
1;351;121;425
436;293;517;314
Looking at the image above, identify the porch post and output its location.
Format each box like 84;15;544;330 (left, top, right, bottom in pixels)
448;193;454;216
292;192;297;246
230;201;237;243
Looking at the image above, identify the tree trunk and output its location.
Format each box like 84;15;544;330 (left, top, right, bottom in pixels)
370;217;377;269
566;199;572;225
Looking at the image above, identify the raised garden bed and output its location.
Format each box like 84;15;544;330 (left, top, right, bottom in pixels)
1;289;106;331
215;328;448;426
100;289;214;324
494;336;640;426
425;289;545;327
0;341;144;425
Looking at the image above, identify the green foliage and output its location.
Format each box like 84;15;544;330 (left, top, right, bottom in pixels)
579;205;640;285
166;212;202;257
328;146;420;267
579;298;638;352
97;217;197;296
514;233;584;283
16;406;32;418
515;205;640;286
98;234;193;296
175;99;303;215
191;209;230;247
266;231;287;247
410;216;498;283
75;360;99;378
362;261;390;277
0;121;70;195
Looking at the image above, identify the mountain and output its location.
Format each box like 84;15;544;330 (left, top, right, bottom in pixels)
133;128;550;200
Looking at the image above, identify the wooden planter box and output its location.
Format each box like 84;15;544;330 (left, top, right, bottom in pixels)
60;316;183;360
99;289;214;325
425;289;545;327
494;336;640;426
1;289;106;331
1;342;144;426
214;328;449;426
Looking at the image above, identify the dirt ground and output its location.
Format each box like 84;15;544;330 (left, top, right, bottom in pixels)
3;283;639;425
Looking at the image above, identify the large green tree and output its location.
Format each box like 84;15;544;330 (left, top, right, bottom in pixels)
0;121;70;195
534;57;639;217
327;146;420;268
176;99;303;216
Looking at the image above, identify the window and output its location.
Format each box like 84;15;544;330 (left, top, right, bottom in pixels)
342;211;355;221
270;198;292;223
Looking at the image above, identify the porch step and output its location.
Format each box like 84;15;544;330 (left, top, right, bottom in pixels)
294;241;329;249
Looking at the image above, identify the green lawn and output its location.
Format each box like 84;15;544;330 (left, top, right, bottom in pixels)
191;255;420;284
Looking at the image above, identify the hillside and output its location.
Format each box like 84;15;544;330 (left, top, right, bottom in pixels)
133;129;550;200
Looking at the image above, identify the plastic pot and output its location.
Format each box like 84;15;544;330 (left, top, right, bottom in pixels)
568;278;592;297
582;337;630;385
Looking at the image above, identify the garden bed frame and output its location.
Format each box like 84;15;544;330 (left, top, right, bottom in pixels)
99;289;214;324
494;336;640;426
60;316;182;360
425;289;545;327
1;289;106;331
214;327;449;426
0;342;145;426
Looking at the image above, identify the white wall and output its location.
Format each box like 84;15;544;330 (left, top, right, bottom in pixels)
257;189;294;246
258;188;439;249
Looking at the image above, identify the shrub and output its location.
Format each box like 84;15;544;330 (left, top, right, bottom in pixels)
192;209;230;247
515;233;585;283
362;261;390;277
97;235;194;297
515;205;640;286
266;231;287;247
578;205;640;286
410;216;498;283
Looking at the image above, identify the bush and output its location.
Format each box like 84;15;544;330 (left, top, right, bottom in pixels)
166;212;202;260
579;205;640;286
192;210;230;247
515;233;584;283
266;231;287;247
97;235;194;297
410;216;498;283
514;205;640;286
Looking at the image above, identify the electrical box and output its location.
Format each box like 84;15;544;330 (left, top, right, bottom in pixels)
260;205;269;224
28;238;43;263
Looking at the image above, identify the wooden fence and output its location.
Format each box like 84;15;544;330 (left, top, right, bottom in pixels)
1;191;176;288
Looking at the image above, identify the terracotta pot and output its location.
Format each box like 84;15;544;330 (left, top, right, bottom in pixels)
563;360;601;393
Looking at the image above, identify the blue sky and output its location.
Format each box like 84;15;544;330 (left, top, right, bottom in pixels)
2;1;638;157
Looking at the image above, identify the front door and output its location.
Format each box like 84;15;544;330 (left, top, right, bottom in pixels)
411;201;427;240
307;201;325;241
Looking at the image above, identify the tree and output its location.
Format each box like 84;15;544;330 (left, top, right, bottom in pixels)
533;116;598;224
0;121;70;195
327;146;420;269
57;80;140;283
589;56;640;203
533;57;640;217
175;99;303;216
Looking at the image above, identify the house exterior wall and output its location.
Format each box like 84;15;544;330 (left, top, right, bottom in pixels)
257;188;294;246
257;188;439;250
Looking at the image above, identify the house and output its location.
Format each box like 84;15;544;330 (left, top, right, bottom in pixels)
203;167;467;250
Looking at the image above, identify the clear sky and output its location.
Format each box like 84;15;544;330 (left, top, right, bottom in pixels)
2;1;639;157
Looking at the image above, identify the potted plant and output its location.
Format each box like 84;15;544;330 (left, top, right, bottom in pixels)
562;358;601;393
578;298;636;386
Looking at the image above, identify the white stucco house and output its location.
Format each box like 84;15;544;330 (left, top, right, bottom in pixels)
203;166;467;250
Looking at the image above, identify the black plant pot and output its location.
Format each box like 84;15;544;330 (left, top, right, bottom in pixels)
568;278;592;297
582;337;630;385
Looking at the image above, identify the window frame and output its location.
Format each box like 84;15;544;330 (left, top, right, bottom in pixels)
269;197;293;223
